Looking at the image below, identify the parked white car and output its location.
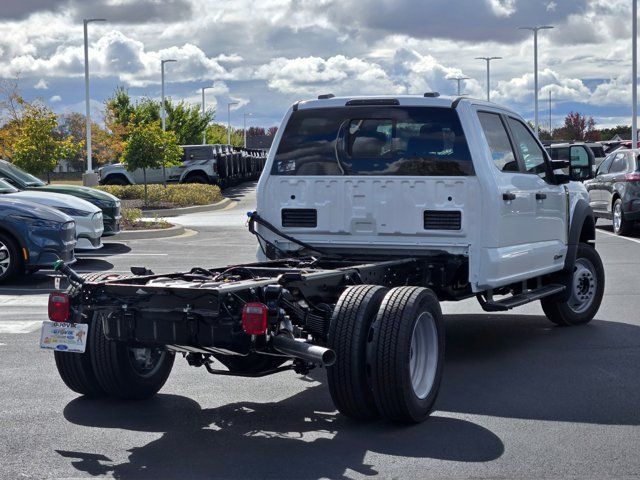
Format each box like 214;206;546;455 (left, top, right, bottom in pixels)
0;179;103;250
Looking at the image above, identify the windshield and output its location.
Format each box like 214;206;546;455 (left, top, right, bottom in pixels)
0;161;46;187
272;106;473;176
0;178;19;193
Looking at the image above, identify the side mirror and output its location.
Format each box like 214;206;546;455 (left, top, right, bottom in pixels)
569;146;595;181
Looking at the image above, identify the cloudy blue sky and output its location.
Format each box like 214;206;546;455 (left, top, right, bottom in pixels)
0;0;636;129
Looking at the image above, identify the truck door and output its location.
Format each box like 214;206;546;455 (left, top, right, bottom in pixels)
505;116;568;273
475;111;567;289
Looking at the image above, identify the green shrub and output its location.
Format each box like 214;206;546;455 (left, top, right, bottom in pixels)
96;184;223;207
121;207;142;223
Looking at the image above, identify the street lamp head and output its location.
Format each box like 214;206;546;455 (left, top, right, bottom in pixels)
84;18;107;24
518;25;554;32
162;59;177;65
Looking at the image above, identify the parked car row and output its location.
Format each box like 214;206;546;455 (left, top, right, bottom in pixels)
0;159;124;284
98;144;268;188
544;142;640;236
0;159;121;236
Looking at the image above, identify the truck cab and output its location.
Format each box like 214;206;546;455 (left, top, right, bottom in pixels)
257;95;594;293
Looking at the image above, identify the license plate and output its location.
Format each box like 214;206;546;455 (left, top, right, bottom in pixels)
40;321;89;353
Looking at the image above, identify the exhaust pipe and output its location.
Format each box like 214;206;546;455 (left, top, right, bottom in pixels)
272;334;336;367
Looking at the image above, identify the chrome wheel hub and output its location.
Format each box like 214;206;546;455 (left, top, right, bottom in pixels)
613;203;622;232
0;241;11;276
409;312;439;399
568;258;597;314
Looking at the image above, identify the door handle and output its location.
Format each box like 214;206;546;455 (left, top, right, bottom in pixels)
502;192;516;201
536;192;547;200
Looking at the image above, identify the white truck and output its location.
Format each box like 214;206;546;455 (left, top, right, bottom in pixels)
44;94;603;424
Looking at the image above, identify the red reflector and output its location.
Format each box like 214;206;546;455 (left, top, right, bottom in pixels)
625;172;640;182
48;292;70;322
242;302;268;335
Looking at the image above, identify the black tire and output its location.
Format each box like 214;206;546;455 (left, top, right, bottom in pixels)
368;286;445;423
103;175;129;186
327;285;389;420
612;198;632;236
53;273;132;397
0;232;21;283
89;311;175;399
184;173;209;184
54;316;106;397
541;242;605;326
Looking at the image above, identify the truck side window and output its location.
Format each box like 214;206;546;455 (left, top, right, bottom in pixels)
549;147;570;160
506;118;548;179
477;112;518;172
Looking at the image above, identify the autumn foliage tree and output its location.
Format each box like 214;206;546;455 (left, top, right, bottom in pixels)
556;111;600;142
9;101;80;176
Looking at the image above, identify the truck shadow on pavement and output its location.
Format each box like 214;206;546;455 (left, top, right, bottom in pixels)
58;314;640;479
60;389;503;479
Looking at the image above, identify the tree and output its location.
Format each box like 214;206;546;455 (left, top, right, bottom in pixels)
557;111;598;141
267;126;278;137
246;126;266;137
204;123;243;146
121;122;182;205
598;125;631;141
166;100;214;145
12;102;80;176
104;87;215;147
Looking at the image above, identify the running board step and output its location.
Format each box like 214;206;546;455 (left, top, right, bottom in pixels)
477;284;565;312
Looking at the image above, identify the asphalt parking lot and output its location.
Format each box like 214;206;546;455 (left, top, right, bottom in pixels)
1;182;639;480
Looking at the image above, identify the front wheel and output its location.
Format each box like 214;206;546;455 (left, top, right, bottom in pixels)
613;199;632;236
541;242;604;326
368;287;445;423
0;233;20;283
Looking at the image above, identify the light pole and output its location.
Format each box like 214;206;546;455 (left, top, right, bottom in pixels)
201;86;214;144
633;0;638;147
519;25;554;136
83;18;106;183
227;102;238;145
243;113;253;148
475;57;501;102
161;59;177;131
449;76;469;96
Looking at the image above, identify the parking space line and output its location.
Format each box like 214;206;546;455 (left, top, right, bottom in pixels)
0;321;42;334
597;229;640;245
76;253;169;258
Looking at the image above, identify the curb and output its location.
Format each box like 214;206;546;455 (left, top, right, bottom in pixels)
141;198;233;218
116;224;186;240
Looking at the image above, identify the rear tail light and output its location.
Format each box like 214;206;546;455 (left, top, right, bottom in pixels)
625;172;640;182
48;292;70;322
242;302;268;335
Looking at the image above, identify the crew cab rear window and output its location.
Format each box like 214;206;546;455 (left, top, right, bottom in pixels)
272;106;473;176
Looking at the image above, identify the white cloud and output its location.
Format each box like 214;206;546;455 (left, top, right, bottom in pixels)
34;79;48;89
486;0;517;17
49;94;61;102
256;55;401;95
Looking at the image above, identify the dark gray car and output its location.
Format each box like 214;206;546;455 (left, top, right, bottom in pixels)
584;149;640;235
0;197;76;283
